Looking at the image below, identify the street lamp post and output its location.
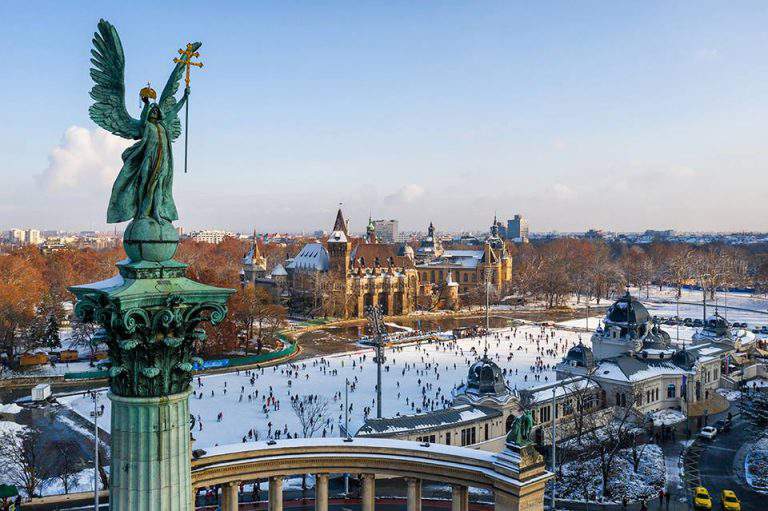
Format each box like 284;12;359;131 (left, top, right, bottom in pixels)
366;305;386;419
90;392;104;511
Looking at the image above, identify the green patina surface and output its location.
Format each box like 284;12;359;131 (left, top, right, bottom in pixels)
70;18;232;511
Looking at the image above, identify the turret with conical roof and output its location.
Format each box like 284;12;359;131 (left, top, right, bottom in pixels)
327;207;351;277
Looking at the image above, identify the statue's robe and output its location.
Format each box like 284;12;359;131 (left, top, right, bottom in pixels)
107;103;178;224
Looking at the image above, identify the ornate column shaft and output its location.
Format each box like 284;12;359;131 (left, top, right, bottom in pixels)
361;473;375;511
109;390;191;510
406;478;422;511
451;485;468;511
315;474;329;511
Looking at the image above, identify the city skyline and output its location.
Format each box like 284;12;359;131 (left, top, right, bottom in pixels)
3;2;768;232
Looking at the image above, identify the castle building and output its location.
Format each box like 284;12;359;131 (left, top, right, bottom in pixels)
415;219;513;295
282;208;420;318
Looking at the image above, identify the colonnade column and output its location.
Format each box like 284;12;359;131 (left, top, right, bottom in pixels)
361;473;376;511
315;474;329;511
451;485;468;511
406;478;422;511
269;476;283;511
221;482;239;511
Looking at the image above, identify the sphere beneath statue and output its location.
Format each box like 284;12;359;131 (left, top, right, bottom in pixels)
123;218;179;263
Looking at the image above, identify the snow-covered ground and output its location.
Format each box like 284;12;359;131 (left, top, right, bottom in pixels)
746;437;768;492
60;324;588;449
556;443;665;503
630;286;768;327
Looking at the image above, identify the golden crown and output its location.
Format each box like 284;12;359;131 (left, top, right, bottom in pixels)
139;83;157;100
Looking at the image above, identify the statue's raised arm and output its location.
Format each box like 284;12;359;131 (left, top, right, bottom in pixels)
158;42;201;141
89;19;141;140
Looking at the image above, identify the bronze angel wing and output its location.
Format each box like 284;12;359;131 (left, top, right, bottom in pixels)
159;42;201;141
88;19;141;140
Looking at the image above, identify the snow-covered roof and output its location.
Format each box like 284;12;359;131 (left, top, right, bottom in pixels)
270;263;288;277
522;376;598;404
356;404;501;436
285;243;329;271
328;230;348;243
594;359;692;383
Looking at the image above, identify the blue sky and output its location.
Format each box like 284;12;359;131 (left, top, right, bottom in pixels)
2;1;768;233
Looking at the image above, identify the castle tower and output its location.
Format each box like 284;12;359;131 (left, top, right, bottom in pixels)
242;230;267;284
366;216;377;244
327;207;351;278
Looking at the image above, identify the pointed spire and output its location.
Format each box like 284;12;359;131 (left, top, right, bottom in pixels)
333;208;348;235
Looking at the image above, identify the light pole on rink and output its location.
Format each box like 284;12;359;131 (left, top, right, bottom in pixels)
366;305;386;419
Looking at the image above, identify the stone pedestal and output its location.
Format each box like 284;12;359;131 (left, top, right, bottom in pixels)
109;390;192;511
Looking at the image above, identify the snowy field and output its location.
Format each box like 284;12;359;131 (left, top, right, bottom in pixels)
630;286;768;326
60;323;588;449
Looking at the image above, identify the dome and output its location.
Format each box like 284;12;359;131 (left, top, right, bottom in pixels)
606;292;650;325
564;343;594;368
672;348;699;370
704;314;729;336
466;354;507;395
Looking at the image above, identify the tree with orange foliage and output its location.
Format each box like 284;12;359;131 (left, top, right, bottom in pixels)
230;285;287;354
0;254;47;361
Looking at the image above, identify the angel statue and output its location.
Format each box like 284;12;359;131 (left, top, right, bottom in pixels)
89;19;200;225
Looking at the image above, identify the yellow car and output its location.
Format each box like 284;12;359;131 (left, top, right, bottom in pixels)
694;486;712;510
720;489;740;511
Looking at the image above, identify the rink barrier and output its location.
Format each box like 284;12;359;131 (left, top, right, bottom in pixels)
63;338;297;381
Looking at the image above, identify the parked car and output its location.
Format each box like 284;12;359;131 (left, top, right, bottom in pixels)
699;426;718;440
714;419;731;433
693;319;704;327
761;326;768;334
694;486;712;510
720;489;740;511
684;318;693;326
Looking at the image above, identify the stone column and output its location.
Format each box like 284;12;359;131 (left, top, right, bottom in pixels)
451;485;469;511
109;390;192;511
221;482;239;511
360;473;375;511
406;478;422;511
315;474;329;511
269;476;283;511
494;490;519;511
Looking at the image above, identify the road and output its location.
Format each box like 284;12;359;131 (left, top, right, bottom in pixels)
697;418;762;510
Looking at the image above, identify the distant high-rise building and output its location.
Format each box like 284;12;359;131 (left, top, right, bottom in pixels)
506;214;529;242
26;229;42;245
372;219;398;243
8;228;25;245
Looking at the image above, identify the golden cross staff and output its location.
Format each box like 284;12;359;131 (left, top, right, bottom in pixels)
173;43;203;173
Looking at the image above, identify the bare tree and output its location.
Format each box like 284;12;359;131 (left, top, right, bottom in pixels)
0;428;51;498
50;440;83;494
290;394;329;489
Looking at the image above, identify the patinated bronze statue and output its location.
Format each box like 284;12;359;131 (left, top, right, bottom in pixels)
89;19;199;225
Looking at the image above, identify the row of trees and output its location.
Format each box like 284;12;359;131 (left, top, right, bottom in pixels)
503;239;762;308
0;237;287;367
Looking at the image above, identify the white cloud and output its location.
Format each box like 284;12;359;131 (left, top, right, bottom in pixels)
36;126;131;192
548;182;577;200
386;183;425;203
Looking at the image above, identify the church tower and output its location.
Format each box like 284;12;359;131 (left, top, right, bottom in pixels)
366;216;377;244
327;207;351;278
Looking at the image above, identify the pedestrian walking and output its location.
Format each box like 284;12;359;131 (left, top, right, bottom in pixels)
659;489;664;507
621;496;628;511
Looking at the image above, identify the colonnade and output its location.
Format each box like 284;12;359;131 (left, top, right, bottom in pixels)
214;474;472;511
